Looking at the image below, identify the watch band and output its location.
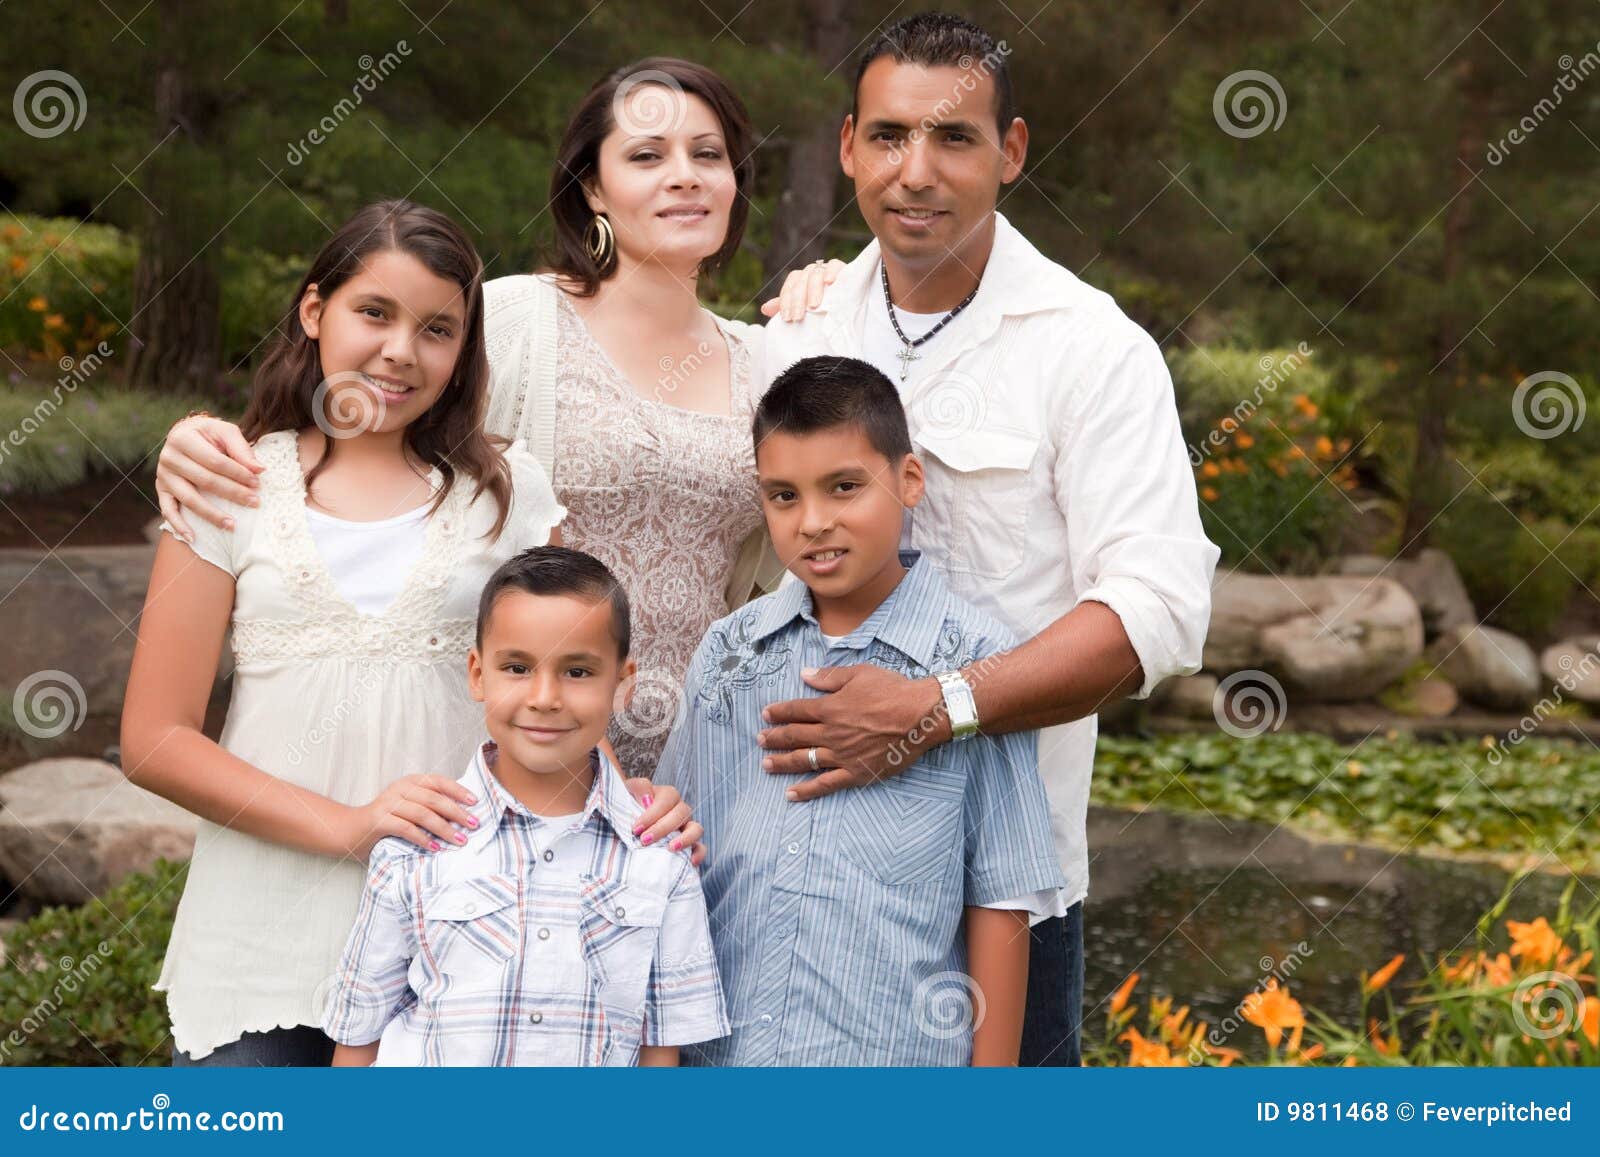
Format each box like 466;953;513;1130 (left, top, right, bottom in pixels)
935;670;980;740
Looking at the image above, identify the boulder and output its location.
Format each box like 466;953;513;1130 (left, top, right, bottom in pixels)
1161;673;1220;721
0;758;195;905
1539;636;1600;706
1427;624;1541;711
1206;570;1424;701
1336;549;1475;640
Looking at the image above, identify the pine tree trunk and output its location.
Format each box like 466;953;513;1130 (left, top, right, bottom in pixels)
761;0;853;293
126;64;221;392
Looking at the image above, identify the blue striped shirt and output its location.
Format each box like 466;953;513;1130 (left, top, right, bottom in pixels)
655;551;1063;1065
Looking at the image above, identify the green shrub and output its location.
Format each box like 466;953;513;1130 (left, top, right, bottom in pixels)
0;381;207;494
0;217;133;361
1170;344;1356;571
0;859;185;1066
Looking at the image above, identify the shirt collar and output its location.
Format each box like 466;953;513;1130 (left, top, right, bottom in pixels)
465;741;644;847
747;550;950;670
816;212;1083;325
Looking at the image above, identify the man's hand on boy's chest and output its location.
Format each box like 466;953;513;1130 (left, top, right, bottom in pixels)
754;664;951;801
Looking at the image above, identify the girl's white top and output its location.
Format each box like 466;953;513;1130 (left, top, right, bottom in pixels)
154;429;565;1060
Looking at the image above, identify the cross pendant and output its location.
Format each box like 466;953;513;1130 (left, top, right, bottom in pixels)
896;343;919;381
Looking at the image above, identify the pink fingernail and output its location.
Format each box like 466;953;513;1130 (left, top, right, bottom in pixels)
641;833;654;846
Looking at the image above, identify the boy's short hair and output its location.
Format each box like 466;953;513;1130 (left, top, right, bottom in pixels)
475;545;631;658
853;12;1014;137
752;355;913;462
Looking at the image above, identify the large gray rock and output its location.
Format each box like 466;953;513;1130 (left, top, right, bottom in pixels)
1539;636;1600;705
0;758;195;905
1336;549;1475;640
0;545;231;754
1427;624;1540;711
1206;570;1424;701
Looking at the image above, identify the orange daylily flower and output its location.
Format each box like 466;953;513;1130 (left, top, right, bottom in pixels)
1120;1026;1189;1067
1507;918;1564;967
1242;978;1305;1048
1364;954;1405;993
1108;971;1139;1016
1202;1040;1243;1066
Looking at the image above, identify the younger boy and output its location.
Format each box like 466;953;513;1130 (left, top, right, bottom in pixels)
654;355;1063;1066
320;547;728;1066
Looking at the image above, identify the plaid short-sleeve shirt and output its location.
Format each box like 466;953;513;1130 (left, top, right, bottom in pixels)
321;743;728;1065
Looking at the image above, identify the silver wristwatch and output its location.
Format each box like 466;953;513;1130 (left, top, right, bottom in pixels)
934;670;980;740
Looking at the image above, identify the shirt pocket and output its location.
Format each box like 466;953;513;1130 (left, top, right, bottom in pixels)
420;875;521;985
913;427;1040;582
838;760;967;886
578;878;666;1012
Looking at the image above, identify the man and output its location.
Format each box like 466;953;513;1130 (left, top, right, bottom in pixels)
755;12;1219;1066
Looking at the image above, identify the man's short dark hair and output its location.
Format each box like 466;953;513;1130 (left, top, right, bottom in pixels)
476;546;630;659
852;12;1014;137
753;356;913;463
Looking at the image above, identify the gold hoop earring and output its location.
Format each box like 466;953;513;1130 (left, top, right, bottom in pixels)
584;214;616;271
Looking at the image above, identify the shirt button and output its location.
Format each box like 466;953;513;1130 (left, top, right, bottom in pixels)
543;849;554;862
528;1011;542;1025
537;927;550;940
786;842;799;855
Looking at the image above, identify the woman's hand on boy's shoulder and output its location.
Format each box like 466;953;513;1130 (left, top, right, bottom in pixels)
624;779;706;866
755;665;949;801
156;413;264;540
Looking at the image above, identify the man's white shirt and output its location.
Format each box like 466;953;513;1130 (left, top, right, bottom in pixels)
760;211;1221;907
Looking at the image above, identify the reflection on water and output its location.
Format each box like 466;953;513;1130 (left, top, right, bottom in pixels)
1083;805;1593;1055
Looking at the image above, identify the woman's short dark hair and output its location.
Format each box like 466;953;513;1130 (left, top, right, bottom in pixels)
545;57;756;296
476;546;631;659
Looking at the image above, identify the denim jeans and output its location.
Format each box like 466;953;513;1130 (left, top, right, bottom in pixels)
171;1025;335;1067
1019;900;1085;1066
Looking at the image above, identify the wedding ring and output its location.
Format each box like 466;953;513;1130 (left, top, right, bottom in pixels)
807;746;820;771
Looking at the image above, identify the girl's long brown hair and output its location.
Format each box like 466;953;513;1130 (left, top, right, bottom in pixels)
241;199;512;538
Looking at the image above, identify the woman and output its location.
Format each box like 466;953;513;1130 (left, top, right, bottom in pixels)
157;58;839;777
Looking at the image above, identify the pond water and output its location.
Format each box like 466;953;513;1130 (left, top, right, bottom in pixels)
1083;805;1594;1058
